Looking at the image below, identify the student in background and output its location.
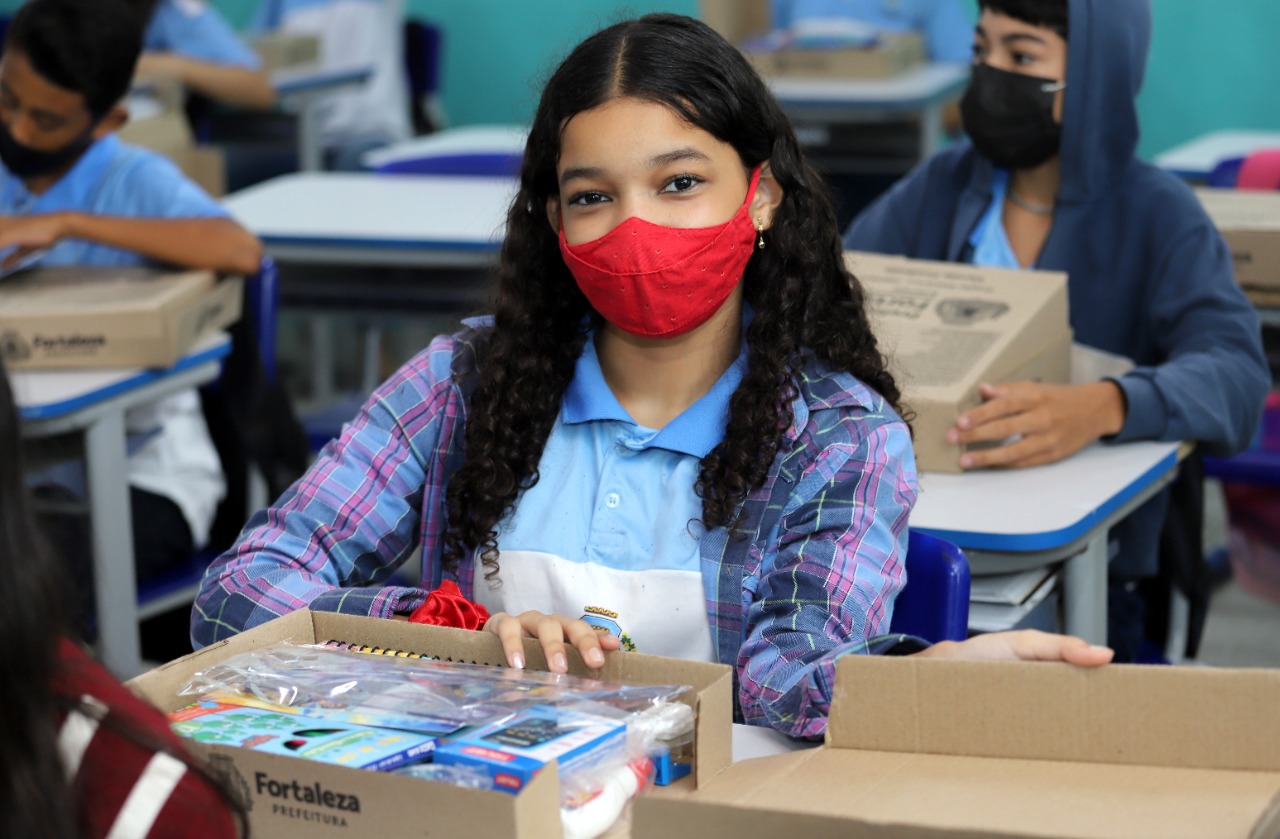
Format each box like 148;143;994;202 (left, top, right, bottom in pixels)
772;0;973;63
195;13;1111;740
844;0;1269;661
0;356;242;839
132;0;275;110
0;0;263;610
251;0;411;169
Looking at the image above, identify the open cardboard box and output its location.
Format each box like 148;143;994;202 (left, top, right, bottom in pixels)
634;656;1280;839
0;268;241;370
1195;187;1280;293
129;610;733;839
700;0;926;79
848;251;1072;473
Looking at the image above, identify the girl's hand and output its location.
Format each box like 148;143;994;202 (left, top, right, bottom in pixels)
483;610;623;673
915;629;1114;666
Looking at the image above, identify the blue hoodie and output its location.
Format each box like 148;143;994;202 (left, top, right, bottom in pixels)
845;0;1269;578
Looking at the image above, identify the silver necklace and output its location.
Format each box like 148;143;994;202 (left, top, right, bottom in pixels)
1006;190;1054;216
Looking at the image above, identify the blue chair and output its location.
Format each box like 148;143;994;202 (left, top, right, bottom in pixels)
136;259;281;619
1208;156;1245;188
889;530;972;643
404;18;445;135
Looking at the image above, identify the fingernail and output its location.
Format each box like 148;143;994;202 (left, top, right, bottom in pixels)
586;648;604;667
957;416;970;430
552;652;567;672
959;455;973;469
510;652;524;670
946;429;958;443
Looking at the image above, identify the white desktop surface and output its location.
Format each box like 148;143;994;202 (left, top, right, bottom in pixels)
910;440;1181;551
222;172;515;259
273;63;373;97
1154;130;1280;179
13;333;230;421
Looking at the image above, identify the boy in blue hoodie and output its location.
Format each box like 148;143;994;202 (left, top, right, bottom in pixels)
844;0;1269;660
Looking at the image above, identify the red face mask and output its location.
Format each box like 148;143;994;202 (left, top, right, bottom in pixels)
559;168;762;339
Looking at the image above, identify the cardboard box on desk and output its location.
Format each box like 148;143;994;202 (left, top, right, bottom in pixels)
848;251;1071;473
747;33;925;80
118;96;226;198
700;0;926;79
251;32;322;72
128;610;734;839
634;657;1280;839
0;268;242;370
1195;187;1280;292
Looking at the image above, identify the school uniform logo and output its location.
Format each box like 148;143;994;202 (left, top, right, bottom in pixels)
581;606;636;652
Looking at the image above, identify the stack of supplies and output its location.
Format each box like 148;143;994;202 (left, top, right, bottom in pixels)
169;641;696;839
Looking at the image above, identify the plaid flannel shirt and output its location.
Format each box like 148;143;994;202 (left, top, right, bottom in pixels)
193;329;918;739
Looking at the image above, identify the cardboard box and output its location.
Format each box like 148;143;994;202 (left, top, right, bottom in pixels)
746;33;925;80
1195;187;1280;291
119;91;227;197
634;657;1280;839
848;251;1071;473
0;268;242;370
128;610;733;839
701;0;926;79
251;32;323;72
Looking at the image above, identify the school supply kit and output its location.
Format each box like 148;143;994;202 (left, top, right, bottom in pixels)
132;610;733;839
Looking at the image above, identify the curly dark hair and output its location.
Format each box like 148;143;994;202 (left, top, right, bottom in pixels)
442;13;904;578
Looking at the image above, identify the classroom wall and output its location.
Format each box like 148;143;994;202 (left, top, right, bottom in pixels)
0;0;1276;161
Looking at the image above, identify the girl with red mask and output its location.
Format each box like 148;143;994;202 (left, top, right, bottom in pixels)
195;13;1111;740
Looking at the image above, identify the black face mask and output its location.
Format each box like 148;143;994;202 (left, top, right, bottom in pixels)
960;63;1065;171
0;118;95;180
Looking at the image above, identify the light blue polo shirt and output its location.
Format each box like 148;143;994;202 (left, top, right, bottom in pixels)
476;332;747;661
0;133;229;267
773;0;973;63
145;0;263;69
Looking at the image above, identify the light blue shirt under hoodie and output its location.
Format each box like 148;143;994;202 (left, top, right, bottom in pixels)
967;168;1023;269
476;331;747;661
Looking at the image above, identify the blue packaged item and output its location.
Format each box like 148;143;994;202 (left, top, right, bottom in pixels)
434;704;628;794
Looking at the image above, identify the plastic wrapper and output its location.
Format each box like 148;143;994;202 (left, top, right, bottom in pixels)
173;641;696;839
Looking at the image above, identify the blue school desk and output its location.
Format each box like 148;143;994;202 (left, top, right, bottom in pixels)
909;440;1184;645
767;62;968;159
272;64;374;171
1155;130;1280;182
13;334;231;678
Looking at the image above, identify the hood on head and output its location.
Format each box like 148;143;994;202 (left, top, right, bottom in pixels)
1057;0;1152;203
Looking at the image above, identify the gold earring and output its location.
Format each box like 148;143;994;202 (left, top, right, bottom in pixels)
755;218;766;250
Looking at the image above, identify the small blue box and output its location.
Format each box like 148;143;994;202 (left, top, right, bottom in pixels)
434;705;627;794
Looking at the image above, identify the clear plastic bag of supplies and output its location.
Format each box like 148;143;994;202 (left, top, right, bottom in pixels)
173;641;698;839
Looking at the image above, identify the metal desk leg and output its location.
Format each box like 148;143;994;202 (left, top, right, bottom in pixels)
1061;532;1109;645
297;92;323;172
85;410;143;678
